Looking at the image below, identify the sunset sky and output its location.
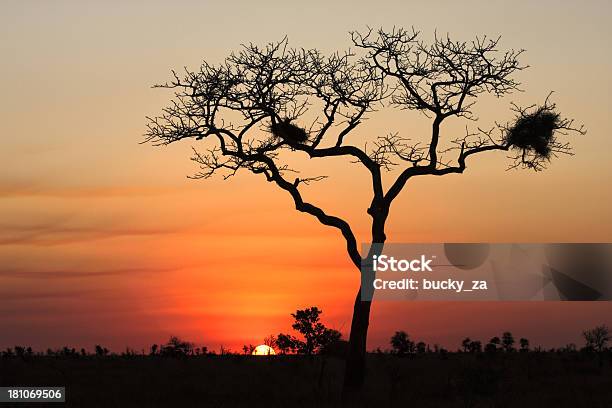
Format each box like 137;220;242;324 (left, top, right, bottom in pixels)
1;0;611;353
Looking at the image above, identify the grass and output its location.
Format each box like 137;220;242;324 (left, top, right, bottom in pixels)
1;352;612;407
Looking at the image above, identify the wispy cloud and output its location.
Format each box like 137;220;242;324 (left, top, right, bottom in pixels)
0;289;105;301
0;266;183;280
0;185;180;199
0;221;180;246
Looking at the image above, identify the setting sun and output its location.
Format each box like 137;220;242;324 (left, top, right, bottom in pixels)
252;345;276;356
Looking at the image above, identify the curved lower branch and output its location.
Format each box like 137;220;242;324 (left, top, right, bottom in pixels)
269;171;361;269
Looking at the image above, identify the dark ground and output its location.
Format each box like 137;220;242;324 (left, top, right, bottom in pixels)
1;353;612;407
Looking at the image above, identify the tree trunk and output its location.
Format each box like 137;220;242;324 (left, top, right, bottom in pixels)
342;214;385;398
342;286;372;396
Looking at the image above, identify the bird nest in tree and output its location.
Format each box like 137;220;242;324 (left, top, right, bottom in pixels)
270;118;309;143
504;106;561;160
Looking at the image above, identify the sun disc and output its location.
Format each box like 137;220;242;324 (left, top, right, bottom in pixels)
252;344;276;355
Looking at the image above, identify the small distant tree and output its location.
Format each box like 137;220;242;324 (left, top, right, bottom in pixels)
519;338;530;353
150;344;158;355
241;344;255;354
292;307;323;355
469;340;482;353
264;335;277;349
160;336;194;357
390;331;415;355
461;337;471;353
502;332;515;352
416;341;427;354
95;345;109;357
583;325;610;353
486;337;500;354
288;307;342;355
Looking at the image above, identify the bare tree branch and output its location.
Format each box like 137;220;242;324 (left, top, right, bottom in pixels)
145;30;584;264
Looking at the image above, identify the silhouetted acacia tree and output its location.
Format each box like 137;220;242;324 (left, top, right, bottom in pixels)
146;27;584;392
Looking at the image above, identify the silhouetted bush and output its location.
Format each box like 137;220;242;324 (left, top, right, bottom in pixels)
469;340;482;353
320;339;349;358
160;336;194;358
519;338;530;353
390;331;415;355
502;332;515;352
95;345;109;357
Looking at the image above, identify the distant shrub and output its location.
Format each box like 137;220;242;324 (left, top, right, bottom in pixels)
390;331;415;355
502;332;515;352
160;336;194;358
320;339;349;358
519;338;530;353
95;345;109;357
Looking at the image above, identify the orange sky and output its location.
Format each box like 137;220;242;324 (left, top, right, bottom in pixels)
1;0;611;353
